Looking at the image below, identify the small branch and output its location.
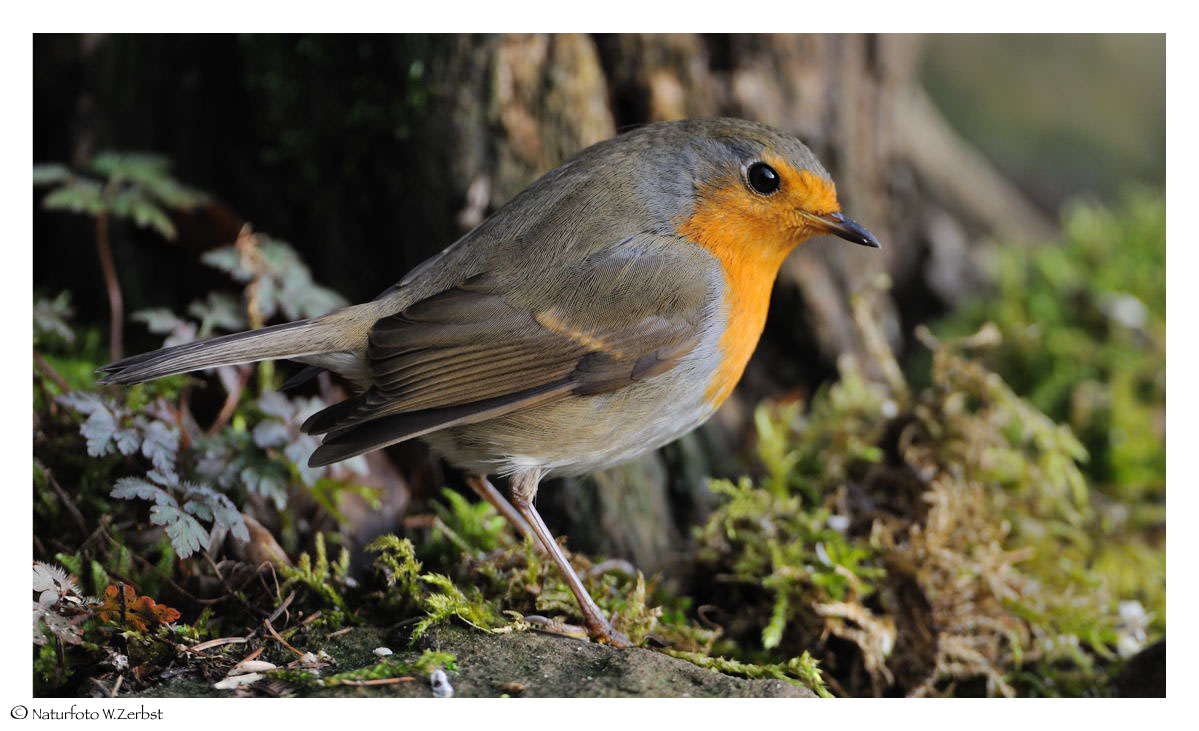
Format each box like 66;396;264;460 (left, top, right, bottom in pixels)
55;635;66;685
264;591;296;627
207;366;250;437
41;463;88;533
188;636;248;653
299;611;323;627
234;224;266;330
175;386;194;451
33;349;72;393
263;618;305;658
117;581;128;627
95;211;124;362
335;677;416;687
235;647;265;665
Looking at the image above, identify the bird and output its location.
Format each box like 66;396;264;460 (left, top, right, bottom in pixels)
98;117;881;646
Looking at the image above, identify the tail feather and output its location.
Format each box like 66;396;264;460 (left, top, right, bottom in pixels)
98;318;340;385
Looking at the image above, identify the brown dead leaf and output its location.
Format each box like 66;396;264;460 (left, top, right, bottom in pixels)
98;584;181;631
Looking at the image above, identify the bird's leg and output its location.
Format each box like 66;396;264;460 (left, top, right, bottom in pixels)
508;467;631;647
464;474;536;541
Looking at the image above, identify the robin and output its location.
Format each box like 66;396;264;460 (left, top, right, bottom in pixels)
99;118;881;646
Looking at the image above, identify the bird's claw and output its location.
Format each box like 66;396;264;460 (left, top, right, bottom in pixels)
522;614;631;647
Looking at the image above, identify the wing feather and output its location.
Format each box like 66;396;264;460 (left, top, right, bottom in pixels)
302;241;711;467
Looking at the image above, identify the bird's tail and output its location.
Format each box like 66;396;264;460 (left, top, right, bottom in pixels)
97;306;373;385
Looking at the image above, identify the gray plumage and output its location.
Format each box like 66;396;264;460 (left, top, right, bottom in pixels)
98;118;832;475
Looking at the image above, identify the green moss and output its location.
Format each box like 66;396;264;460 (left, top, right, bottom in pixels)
664;650;832;698
933;189;1165;642
323;649;457;685
267;649;457;688
414;487;512;565
279;533;352;612
936;190;1164;503
410;573;506;641
696;474;883;652
33;147;1161;697
366;534;422;600
685;261;1160;696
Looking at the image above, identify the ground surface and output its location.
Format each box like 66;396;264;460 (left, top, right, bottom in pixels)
135;624;817;698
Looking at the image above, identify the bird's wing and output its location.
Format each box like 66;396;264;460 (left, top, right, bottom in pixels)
304;237;712;466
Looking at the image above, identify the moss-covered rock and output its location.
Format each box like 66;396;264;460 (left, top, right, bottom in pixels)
136;625;815;698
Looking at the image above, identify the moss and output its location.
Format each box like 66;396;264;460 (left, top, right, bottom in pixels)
33;161;1161;697
932;190;1165;649
683;261;1160;696
937;190;1164;501
320;649;458;686
664;649;832;698
279;533;352;611
365;534;423;599
410;572;506;641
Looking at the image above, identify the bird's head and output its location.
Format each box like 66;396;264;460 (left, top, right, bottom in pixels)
656;118;882;256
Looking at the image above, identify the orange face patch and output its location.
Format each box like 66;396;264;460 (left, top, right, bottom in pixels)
675;155;841;407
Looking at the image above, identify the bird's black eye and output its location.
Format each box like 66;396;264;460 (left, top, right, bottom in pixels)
746;162;780;195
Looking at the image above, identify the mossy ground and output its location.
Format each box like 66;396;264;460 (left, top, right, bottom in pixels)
33;189;1164;698
131;624;813;698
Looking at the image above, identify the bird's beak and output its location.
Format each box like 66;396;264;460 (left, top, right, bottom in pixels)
801;210;882;249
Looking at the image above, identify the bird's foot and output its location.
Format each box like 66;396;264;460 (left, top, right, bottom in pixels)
523;614;631;647
586;618;632;648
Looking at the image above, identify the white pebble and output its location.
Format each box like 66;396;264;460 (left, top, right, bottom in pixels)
230;660;277;675
430;668;454;698
214;673;263;689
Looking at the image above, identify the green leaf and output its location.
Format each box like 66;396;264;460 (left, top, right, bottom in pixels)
33;561;79;607
187;292;246;337
251;420;290;449
259;240;346;319
80;406;119;457
199;246;244;278
109;189;177;239
132;308;186;334
111;476;174;505
113;427;142;456
182;484;249;542
56;391;105;415
91;151;170;181
140;420;180;476
131;197;176;239
150;503;209;558
33;163;72;186
256;390;303;420
33;292;76;345
239;462;289;511
42;179;105;217
146;468;178;487
284;437;325;486
132;308;197;348
141;176;207;210
89;151;207;211
366;535;422;595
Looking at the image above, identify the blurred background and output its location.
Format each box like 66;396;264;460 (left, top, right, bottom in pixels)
32;34;1165;697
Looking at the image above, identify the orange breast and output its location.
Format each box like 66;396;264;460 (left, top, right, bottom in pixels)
676;185;799;407
676;160;840;408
